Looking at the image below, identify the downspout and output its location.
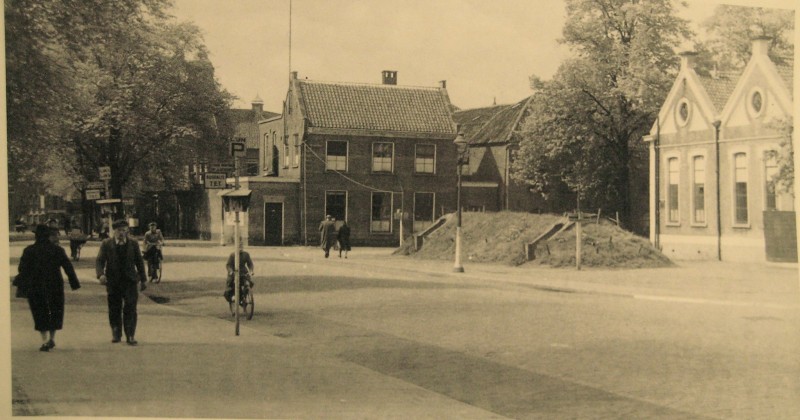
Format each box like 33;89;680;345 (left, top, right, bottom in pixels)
302;127;308;247
654;115;660;250
505;145;511;211
713;119;722;261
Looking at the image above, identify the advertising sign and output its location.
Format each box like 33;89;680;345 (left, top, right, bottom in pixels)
85;189;102;200
204;173;226;189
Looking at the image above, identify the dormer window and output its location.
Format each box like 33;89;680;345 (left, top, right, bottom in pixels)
748;88;764;118
676;98;690;127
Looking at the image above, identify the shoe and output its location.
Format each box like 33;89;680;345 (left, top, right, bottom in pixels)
46;340;55;349
126;337;138;346
112;328;122;343
39;344;50;352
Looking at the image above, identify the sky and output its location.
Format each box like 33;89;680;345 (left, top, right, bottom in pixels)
170;0;796;112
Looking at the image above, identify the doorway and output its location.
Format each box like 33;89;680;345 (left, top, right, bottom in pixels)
264;202;283;245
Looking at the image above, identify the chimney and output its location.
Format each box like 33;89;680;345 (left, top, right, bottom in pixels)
251;94;264;114
290;71;298;80
382;70;397;85
678;51;698;70
439;80;447;89
751;36;771;57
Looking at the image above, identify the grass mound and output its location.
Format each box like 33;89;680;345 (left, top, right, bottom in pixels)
395;211;671;268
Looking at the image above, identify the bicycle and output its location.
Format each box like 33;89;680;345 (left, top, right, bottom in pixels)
68;229;88;261
228;272;254;320
145;244;163;283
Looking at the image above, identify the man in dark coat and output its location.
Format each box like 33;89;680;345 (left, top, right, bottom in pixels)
16;225;81;351
96;219;147;346
318;215;337;258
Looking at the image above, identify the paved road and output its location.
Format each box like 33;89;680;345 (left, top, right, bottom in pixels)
8;241;800;419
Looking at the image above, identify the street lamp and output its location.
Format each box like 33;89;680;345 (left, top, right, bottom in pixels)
453;130;467;273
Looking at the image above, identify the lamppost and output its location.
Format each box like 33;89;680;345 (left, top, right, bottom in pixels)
453;130;467;273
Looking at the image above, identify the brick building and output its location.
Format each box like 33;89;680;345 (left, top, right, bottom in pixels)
231;96;280;176
643;38;794;262
229;71;458;246
452;96;565;213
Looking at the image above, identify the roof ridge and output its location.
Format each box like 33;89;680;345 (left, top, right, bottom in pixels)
299;79;443;91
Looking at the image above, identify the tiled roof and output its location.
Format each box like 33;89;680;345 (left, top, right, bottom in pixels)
453;105;507;142
453;96;533;146
297;81;454;135
697;71;740;112
230;108;279;148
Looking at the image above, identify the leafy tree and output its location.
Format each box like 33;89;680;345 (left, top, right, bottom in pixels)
513;0;690;230
765;118;794;194
6;0;234;203
700;5;794;71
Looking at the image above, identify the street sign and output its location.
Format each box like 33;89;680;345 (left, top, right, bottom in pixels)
86;181;105;189
99;166;111;180
204;173;227;189
85;189;102;200
208;163;235;173
229;141;246;157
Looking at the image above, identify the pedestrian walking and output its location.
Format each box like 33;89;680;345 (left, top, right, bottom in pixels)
15;224;81;351
95;219;147;346
337;221;351;258
318;215;337;258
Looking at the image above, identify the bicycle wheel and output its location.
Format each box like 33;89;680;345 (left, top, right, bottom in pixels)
153;257;163;283
244;288;254;320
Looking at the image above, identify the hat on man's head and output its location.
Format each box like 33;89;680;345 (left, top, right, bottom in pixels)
148;222;157;227
112;219;129;230
34;224;50;241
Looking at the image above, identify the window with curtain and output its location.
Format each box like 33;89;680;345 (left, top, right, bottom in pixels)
283;136;289;168
370;192;392;232
668;157;679;223
692;156;705;223
293;134;300;167
326;141;348;171
764;152;778;211
734;153;748;224
415;144;436;174
413;192;435;232
372;142;394;172
325;191;347;222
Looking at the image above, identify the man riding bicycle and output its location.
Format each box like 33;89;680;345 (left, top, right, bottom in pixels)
224;241;254;303
142;222;165;282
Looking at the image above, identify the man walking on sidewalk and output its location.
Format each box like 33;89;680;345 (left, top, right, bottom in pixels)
96;219;147;346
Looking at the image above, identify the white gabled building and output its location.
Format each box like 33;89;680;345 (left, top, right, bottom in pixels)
643;37;795;262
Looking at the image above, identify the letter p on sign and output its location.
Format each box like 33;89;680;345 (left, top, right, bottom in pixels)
230;141;246;157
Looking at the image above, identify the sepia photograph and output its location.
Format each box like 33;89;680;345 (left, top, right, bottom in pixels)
2;0;799;418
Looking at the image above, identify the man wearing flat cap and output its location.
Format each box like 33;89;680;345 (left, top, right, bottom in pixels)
96;219;147;345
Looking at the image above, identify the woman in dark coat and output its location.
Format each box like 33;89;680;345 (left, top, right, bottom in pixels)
337;221;351;258
16;225;81;351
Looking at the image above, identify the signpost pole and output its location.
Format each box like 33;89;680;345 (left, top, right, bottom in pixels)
233;149;242;336
576;196;582;271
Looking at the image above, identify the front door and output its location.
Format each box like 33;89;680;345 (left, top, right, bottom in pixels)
264;202;283;245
